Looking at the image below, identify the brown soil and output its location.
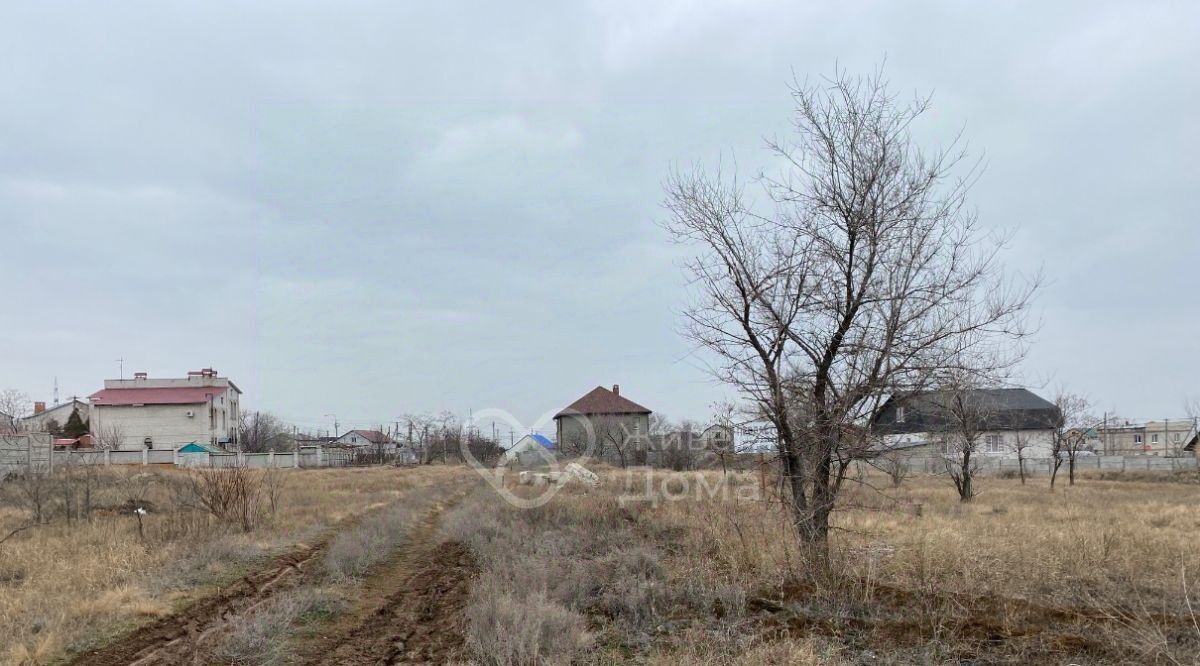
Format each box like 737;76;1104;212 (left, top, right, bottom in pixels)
63;539;327;666
62;492;448;666
292;510;477;665
748;579;1194;662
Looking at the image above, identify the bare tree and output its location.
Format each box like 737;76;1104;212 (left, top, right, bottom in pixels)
1048;391;1093;488
13;471;54;524
239;411;290;453
662;66;1036;549
401;413;437;464
0;389;31;433
704;404;738;475
663;419;701;472
937;378;998;503
1186;398;1199;446
262;466;288;518
593;415;635;469
878;452;910;488
1010;429;1034;484
96;423;124;451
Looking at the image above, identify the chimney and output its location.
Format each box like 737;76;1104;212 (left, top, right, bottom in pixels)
34;402;46;415
612;384;620;396
134;372;147;380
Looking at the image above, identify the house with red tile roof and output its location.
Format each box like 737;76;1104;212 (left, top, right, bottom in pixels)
89;369;242;451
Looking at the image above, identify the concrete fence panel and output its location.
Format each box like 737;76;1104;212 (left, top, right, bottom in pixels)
147;449;174;464
108;450;144;465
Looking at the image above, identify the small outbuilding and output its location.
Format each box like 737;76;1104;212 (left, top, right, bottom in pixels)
504;433;555;464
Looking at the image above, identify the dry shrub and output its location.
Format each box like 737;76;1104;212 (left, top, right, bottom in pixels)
464;579;591;666
207;586;344;665
645;628;848;666
186;465;265;532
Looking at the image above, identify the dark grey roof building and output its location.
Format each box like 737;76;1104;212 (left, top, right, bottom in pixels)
873;388;1061;435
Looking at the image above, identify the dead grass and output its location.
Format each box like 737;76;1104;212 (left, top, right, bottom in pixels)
0;464;463;665
320;477;462;581
7;462;1195;664
446;465;1200;665
206;586;344;666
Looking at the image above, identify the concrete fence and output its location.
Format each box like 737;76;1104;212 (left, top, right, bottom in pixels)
40;444;373;471
0;433;54;477
883;454;1198;477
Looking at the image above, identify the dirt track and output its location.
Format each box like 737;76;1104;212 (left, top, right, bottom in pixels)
64;489;476;666
64;538;330;666
298;540;475;665
289;496;477;666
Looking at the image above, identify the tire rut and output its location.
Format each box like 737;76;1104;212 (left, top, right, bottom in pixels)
64;494;439;666
295;498;478;665
65;540;328;666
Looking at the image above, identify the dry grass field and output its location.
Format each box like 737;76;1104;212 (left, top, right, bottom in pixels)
1;462;1196;665
0;464;468;665
443;466;1200;665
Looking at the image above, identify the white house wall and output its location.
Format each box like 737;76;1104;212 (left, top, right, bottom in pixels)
91;398;237;451
883;429;1055;460
20;402;88;433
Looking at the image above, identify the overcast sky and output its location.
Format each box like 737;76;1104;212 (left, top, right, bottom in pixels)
2;1;1197;433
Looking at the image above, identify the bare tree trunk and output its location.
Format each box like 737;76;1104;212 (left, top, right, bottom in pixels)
1050;459;1062;489
1068;456;1076;486
958;448;974;502
1017;452;1026;484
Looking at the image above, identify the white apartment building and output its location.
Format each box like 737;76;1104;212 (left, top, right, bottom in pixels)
89;369;241;451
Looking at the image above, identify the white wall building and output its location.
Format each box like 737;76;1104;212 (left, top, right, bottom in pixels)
334;429;396;453
89;369;241;451
874;388;1061;460
20;398;90;433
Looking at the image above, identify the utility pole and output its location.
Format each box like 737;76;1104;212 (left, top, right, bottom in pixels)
325;414;339;440
115;358;124;380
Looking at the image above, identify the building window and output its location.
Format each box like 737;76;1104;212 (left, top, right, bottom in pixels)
984;434;1004;453
896;407;906;423
1151;434;1159;444
1134;434;1143;445
1173;433;1181;442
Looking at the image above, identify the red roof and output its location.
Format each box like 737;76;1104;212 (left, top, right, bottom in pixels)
54;434;95;449
90;386;230;406
555;386;651;418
